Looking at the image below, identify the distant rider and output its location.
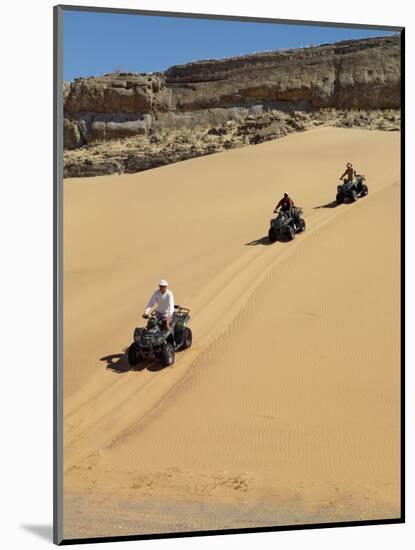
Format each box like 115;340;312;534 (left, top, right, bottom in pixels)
274;193;294;213
143;279;174;329
340;162;356;183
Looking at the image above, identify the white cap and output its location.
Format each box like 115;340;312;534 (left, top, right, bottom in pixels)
159;279;168;287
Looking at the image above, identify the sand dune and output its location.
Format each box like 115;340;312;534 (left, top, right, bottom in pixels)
63;127;401;538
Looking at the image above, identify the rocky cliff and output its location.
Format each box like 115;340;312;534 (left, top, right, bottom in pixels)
63;34;401;177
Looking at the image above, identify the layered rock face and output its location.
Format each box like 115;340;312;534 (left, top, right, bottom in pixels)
63;34;401;176
164;35;400;110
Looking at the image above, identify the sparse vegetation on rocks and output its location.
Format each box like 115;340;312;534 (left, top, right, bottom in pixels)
63;35;400;178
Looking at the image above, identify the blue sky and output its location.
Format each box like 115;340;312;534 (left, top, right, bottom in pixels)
63;10;397;82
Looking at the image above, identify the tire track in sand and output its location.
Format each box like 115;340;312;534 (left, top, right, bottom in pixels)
64;168;399;472
105;174;400;453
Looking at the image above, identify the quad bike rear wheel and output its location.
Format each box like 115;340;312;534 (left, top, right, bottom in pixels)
175;326;193;350
350;190;358;202
182;327;192;350
361;184;368;196
297;219;306;233
160;343;175;367
268;227;277;242
128;343;142;366
336;193;343;204
285;226;295;241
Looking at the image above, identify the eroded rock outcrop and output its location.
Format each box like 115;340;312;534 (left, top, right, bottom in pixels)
63;34;401;176
164;35;400;110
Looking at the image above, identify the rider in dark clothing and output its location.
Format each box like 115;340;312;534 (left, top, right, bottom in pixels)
340;162;356;183
274;193;294;213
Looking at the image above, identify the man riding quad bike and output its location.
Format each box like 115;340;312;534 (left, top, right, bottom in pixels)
127;305;192;367
336;174;368;204
268;194;306;242
275;193;294;213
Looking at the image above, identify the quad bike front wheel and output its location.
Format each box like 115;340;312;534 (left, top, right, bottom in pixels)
268;227;277;242
336;193;343;204
160;343;175;367
128;343;142;366
350;190;358;202
361;184;368;197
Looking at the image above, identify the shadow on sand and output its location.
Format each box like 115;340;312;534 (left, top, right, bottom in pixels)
314;200;339;209
245;235;273;246
100;351;171;373
246;233;298;245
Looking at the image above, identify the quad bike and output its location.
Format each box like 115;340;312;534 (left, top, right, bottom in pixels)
127;305;192;367
336;175;368;204
268;207;306;242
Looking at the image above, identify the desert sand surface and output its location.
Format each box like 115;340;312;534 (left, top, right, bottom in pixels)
63;127;401;539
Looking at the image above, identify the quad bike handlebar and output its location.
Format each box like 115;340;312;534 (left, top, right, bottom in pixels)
142;311;156;319
143;306;189;319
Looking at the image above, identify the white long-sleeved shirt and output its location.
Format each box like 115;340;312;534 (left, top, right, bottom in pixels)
144;289;174;316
